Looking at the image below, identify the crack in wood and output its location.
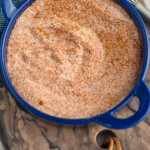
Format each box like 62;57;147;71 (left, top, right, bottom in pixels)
24;117;61;150
0;80;4;88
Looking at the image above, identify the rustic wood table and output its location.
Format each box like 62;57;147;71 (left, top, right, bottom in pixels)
0;0;150;150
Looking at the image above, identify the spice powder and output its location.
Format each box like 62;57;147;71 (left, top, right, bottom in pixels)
7;0;141;118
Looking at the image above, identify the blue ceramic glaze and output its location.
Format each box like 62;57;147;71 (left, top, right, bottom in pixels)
0;0;150;129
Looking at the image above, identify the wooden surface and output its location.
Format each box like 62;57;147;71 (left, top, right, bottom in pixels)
0;0;150;150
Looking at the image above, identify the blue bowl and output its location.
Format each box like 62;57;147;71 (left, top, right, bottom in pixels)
0;0;150;129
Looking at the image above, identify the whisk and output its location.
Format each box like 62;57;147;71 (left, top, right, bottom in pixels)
128;0;150;23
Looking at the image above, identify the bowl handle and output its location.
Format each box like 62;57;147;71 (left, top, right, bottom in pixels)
1;0;17;20
95;81;150;129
